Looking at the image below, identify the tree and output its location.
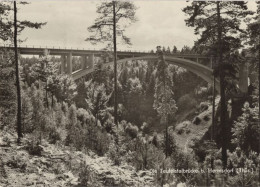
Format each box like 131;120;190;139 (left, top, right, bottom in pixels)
183;1;253;168
55;74;77;104
181;45;192;54
232;102;259;154
30;51;59;107
166;46;171;54
86;1;137;126
172;46;178;54
85;80;110;126
0;1;46;143
246;2;260;145
0;50;16;130
162;46;166;53
14;1;22;143
153;46;177;157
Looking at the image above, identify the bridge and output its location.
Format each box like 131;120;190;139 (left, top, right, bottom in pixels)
0;45;250;94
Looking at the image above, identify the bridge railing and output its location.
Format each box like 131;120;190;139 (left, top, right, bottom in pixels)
0;44;152;53
0;44;216;60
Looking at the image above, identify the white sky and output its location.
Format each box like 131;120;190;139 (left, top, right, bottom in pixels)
7;0;258;52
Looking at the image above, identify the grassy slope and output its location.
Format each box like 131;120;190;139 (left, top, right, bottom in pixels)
173;97;220;153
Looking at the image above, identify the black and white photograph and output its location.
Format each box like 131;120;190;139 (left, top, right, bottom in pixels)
0;0;259;186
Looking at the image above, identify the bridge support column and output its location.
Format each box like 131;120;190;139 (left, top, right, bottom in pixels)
81;55;85;69
87;54;94;69
81;55;91;69
60;55;66;73
238;62;248;94
67;52;72;74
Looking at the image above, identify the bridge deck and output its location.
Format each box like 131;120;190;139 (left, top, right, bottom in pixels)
0;45;209;59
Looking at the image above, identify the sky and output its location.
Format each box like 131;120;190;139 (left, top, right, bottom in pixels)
4;0;258;52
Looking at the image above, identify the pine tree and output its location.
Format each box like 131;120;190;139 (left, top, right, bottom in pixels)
166;46;171;54
246;3;260;148
1;1;46;143
153;46;177;157
30;51;59;107
85;80;109;126
232;102;259;154
172;46;178;54
0;50;16;129
86;1;137;126
183;1;253;168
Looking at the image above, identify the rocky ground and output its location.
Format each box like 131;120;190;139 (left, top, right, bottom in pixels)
0;132;155;187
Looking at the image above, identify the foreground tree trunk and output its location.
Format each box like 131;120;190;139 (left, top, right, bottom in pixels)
217;2;227;169
113;1;118;126
14;1;22;143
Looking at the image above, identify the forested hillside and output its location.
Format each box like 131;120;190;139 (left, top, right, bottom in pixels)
0;1;259;186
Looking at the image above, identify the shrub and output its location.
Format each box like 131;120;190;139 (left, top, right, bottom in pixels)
95;130;111;156
171;151;201;186
175;121;191;135
48;127;61;144
125;123;139;139
107;142;122;165
141;122;150;134
226;148;259;187
78;162;100;187
192;117;201;125
199;102;209;112
154;157;174;186
7;154;27;172
2;135;11;147
196;86;210;98
203;115;210;121
25;139;43;156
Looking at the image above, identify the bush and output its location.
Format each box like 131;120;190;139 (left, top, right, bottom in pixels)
25;139;43;156
125;123;139;139
48;127;61;144
199;102;209;112
171;151;201;186
175;121;191;135
95;130;111;156
203;115;210;121
78;162;100;187
7;155;27;172
107;142;122;165
154;157;174;186
141;122;150;134
192;117;201;125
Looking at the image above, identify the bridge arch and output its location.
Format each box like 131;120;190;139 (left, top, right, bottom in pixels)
72;55;220;92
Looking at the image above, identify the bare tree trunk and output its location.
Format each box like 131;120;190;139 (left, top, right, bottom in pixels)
14;1;22;143
113;1;118;126
51;93;54;107
165;119;168;157
258;36;260;184
46;82;49;108
212;74;216;141
217;2;227;169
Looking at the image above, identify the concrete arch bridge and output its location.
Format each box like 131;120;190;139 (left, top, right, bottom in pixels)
1;46;250;94
72;55;221;93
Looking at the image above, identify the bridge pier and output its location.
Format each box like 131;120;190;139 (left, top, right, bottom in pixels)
60;55;66;73
81;55;87;69
87;54;94;69
67;52;72;74
79;54;94;70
